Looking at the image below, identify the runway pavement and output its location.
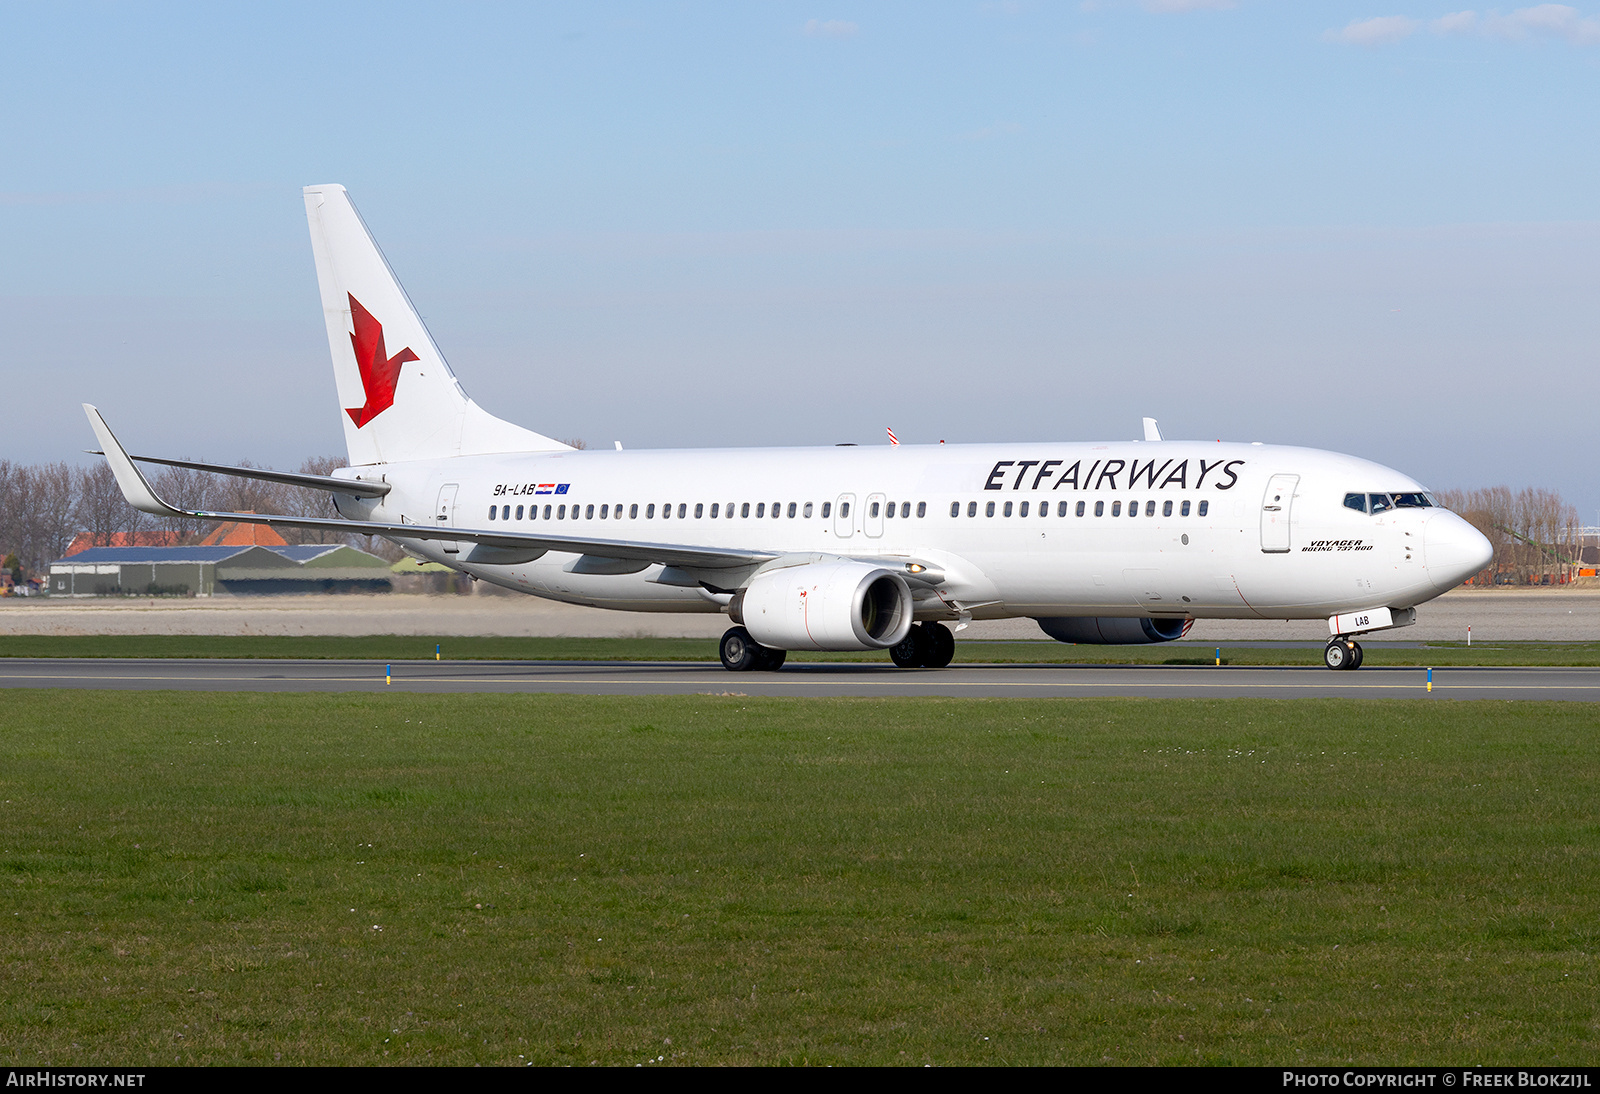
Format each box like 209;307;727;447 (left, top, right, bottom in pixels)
3;657;1599;699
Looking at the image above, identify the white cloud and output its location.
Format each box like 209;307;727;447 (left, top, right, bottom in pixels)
1485;4;1600;43
803;19;859;38
1140;0;1238;11
1324;15;1420;45
1426;5;1600;43
1431;9;1479;33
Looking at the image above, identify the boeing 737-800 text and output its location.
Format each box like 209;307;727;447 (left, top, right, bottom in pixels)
86;185;1494;672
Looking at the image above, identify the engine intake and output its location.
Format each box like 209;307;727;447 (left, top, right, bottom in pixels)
735;559;914;651
1035;616;1189;645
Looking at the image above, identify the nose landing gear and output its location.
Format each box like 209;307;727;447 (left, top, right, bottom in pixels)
1324;636;1364;671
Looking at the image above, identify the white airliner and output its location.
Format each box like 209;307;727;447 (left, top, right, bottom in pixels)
86;184;1494;672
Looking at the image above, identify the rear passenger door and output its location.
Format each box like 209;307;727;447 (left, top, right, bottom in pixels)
435;483;460;555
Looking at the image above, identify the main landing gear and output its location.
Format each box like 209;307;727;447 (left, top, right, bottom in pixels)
1324;636;1364;671
718;622;958;672
889;622;956;669
720;626;787;672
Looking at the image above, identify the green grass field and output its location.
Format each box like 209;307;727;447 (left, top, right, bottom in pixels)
3;633;1600;667
2;692;1597;1065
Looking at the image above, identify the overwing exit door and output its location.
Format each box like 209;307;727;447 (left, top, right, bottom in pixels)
834;494;856;539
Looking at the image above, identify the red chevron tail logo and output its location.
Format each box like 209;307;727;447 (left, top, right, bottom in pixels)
344;294;419;428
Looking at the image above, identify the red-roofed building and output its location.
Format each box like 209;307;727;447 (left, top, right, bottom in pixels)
63;531;183;557
199;520;289;547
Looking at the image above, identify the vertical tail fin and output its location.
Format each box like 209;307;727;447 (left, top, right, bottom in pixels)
303;184;568;465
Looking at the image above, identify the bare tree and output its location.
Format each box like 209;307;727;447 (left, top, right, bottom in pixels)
557;437;587;450
151;461;218;543
15;463;81;572
211;460;287;516
277;455;349;546
74;463;146;549
1437;485;1581;584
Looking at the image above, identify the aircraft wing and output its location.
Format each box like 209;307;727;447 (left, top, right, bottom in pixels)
83;404;775;573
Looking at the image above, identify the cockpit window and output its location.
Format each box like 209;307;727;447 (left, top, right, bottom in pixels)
1367;492;1433;514
1344;493;1367;514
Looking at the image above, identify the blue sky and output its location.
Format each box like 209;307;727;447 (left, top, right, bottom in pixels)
3;2;1597;515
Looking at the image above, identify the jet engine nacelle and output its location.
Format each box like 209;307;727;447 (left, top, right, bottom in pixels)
734;559;914;651
1036;616;1189;645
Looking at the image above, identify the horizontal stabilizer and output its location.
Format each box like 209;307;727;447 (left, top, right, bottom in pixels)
84;450;390;498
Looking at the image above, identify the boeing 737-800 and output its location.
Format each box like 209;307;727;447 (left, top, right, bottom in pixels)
85;185;1494;672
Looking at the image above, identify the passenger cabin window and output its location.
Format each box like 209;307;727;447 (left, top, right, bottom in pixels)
678;504;687;519
870;501;880;518
950;502;960;517
1198;500;1209;516
1095;501;1105;517
1003;501;1013;517
916;502;925;518
710;503;718;518
756;503;765;518
787;502;797;518
1146;501;1156;517
840;501;851;518
694;503;703;518
822;502;831;518
585;505;594;519
1162;500;1172;517
646;504;655;518
543;505;552;520
1180;500;1190;517
599;505;608;519
804;502;814;518
488;506;496;520
967;501;977;517
741;503;750;518
986;501;996;517
1019;501;1029;517
630;504;638;519
1112;501;1122;517
558;505;567;519
516;505;524;520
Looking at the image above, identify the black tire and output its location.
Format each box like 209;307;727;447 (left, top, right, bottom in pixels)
720;627;760;672
753;645;787;671
1349;642;1364;670
922;623;956;669
1324;639;1350;671
889;629;923;668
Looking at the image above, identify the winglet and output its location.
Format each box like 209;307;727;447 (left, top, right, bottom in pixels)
1142;417;1163;442
81;404;184;518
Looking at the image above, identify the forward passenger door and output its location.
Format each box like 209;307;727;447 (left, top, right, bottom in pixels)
1259;474;1298;553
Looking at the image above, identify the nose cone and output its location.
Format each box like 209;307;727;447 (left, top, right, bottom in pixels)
1425;510;1494;592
